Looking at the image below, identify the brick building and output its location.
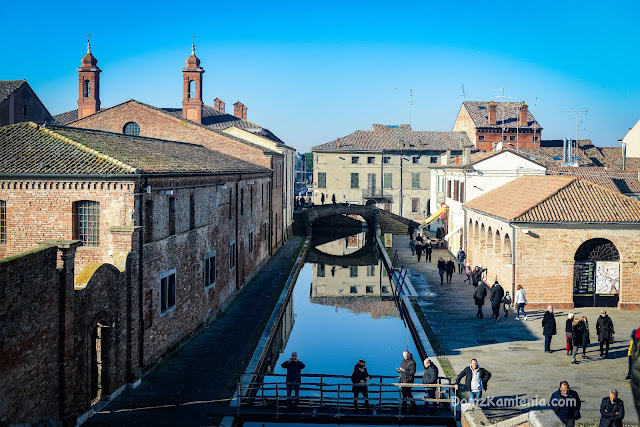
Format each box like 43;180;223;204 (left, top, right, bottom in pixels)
453;101;542;151
462;175;640;310
53;43;295;246
0;122;273;425
0;79;53;125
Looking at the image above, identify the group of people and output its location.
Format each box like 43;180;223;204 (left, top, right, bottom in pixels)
549;381;625;427
409;233;433;263
294;193;337;210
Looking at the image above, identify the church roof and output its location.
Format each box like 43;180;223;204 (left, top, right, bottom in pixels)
0;122;272;176
0;80;27;103
52;109;79;125
464;175;640;223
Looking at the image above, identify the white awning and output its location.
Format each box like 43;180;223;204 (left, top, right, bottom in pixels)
443;226;463;241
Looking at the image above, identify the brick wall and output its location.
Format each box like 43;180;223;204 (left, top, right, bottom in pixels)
465;212;640;309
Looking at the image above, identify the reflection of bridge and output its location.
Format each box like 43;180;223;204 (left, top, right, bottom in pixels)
307;236;379;267
304;204;380;235
235;372;457;425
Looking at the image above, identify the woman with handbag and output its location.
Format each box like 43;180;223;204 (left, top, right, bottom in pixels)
514;285;527;321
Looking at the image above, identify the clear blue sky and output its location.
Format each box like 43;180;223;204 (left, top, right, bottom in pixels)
2;0;638;152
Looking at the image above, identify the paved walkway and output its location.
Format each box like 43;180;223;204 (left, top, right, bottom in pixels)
86;237;304;427
392;235;639;425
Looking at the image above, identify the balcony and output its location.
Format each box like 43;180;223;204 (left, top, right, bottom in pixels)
362;189;392;201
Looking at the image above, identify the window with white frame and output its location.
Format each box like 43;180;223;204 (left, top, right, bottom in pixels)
159;269;176;315
204;251;216;289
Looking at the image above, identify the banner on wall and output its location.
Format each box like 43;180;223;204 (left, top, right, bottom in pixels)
595;261;620;295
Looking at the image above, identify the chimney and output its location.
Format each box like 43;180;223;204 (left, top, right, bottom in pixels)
488;101;497;125
233;101;247;120
463;147;471;165
622;142;627;171
441;150;450;166
519;101;528;126
214;98;225;113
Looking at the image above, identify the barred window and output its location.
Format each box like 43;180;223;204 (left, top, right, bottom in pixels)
74;201;100;246
0;200;6;244
123;122;140;136
160;270;176;314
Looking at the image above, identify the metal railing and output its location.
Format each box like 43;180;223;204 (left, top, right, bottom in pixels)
237;372;457;420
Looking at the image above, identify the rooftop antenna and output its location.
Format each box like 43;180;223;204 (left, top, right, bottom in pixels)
493;87;511;150
409;89;413;126
563;108;588;162
460;84;467;99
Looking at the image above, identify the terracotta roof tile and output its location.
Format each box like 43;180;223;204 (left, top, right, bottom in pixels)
462;101;541;130
548;167;640;194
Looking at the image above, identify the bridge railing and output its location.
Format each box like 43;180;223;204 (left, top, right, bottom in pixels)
237;372;457;419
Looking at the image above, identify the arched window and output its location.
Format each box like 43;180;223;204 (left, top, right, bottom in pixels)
83;80;91;98
486;227;493;249
123;122;140;136
574;239;620;261
503;234;512;258
480;224;486;248
188;80;195;98
494;230;502;256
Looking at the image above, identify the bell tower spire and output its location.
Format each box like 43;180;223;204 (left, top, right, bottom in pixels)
182;35;204;124
77;34;101;119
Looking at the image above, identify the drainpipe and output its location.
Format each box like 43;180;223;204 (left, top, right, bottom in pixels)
511;223;517;298
137;178;146;372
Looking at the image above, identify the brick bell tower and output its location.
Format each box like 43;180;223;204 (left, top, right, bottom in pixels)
77;35;101;119
182;37;204;124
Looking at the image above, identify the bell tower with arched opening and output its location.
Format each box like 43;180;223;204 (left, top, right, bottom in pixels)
77;35;101;119
182;37;204;124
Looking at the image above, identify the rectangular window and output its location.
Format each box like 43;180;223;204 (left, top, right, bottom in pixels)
412;156;419;164
248;230;254;253
74;200;100;246
229;240;236;269
447;180;452;198
204;251;216;289
383;156;391;164
366;285;374;294
160;269;176;315
263;223;268;241
411;198;419;213
503;135;507;141
430;157;438;164
349;266;358;277
454;180;459;201
411;173;420;189
318;263;326;277
510;136;515;141
0;200;6;244
366;265;375;277
189;195;195;230
460;182;465;203
383;173;393;189
367;156;375;164
145;200;153;243
168;197;176;235
318;172;327;189
367;173;376;190
350;286;358;294
382;286;389;294
351;156;359;164
351;173;359;189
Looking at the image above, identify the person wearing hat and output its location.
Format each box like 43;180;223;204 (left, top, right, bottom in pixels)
599;389;624;427
596;310;615;357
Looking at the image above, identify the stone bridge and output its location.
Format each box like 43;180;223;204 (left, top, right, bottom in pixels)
303;204;379;235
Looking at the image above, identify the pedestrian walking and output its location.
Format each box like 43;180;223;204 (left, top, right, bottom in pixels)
409;238;416;258
321;193;325;205
331;194;336;206
457;248;466;274
542;305;557;353
566;313;575;355
627;329;637;380
397;350;417;412
351;359;371;414
415;241;423;262
437;258;446;285
514;285;528;320
502;291;512;317
445;258;455;284
489;281;504;321
281;352;306;411
408;224;415;239
599;389;624;427
581;316;590;358
454;359;491;405
415;232;423;243
571;317;585;364
465;263;472;284
473;283;487;318
424;240;432;262
550;381;581;427
422;358;439;413
597;310;615;357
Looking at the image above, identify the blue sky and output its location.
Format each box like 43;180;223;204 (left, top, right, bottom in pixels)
2;0;638;152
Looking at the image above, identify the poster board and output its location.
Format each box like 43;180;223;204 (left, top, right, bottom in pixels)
595;262;620;295
384;233;393;248
573;262;595;295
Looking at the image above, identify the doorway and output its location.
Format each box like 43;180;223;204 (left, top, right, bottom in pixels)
573;239;620;307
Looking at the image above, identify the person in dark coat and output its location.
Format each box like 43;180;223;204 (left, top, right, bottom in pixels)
415;241;424;262
599;389;624;427
581;316;591;358
331;194;336;205
473;284;487;318
281;352;306;410
542;305;557;353
351;359;371;413
422;358;439;412
597;310;615;357
550;381;581;427
571;318;584;364
424;240;432;262
445;258;455;284
437;258;446;285
408;224;415;239
566;313;575;355
454;359;491;404
321;193;325;205
489;281;504;321
397;350;417;412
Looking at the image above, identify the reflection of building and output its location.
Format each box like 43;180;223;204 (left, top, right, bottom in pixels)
263;295;295;374
463;175;640;309
312;124;471;220
314;232;366;256
311;262;392;298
